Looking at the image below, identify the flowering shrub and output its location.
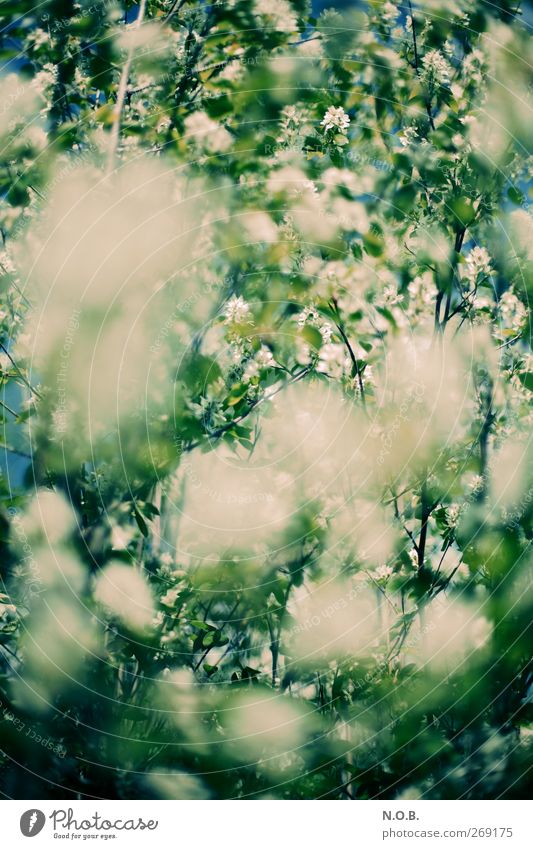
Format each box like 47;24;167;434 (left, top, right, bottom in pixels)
0;0;532;800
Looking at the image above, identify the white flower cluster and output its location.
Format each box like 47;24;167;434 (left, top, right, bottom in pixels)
224;295;252;325
496;290;527;339
297;306;332;342
183;111;232;153
408;273;438;312
25;125;48;151
317;343;348;378
31;63;56;103
463;49;486;87
0;250;15;274
447;504;461;528
399;125;418;147
381;2;399;27
421;49;452;86
218;59;244;84
256;345;275;367
254;0;299;33
243;345;276;382
297;305;318;327
374;564;393;581
379;284;403;307
277;104;308;148
160;552;174;567
463;246;492;287
28;29;50;49
321;106;350;134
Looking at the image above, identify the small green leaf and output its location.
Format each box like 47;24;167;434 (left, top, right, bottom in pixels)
133;507;148;538
518;372;533;392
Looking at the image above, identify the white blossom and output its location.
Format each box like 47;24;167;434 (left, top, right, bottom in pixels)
399;125;418;147
382;2;399;27
380;284;403;306
321;106;350;133
408;548;419;568
320;323;333;344
447;504;461;527
254;0;298;33
160;552;174;567
317;343;348;378
183;111;232;153
256;345;275;367
469;474;485;492
243;360;259;382
463;246;493;288
0;250;15;274
297;306;319;327
496;290;527;339
224;295;252;325
374;564;393;581
421;49;452;86
463;49;486;85
25;125;48;151
28;29;50;49
408;273;438;311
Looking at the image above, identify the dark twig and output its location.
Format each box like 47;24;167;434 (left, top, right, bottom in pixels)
330;298;367;412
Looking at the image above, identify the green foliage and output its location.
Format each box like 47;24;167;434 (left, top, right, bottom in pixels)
0;0;532;801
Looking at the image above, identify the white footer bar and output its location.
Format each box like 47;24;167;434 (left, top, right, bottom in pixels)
3;800;529;848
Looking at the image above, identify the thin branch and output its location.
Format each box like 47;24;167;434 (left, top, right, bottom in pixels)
183;365;312;453
330;298;367;412
365;570;398;614
409;1;435;130
417;478;430;569
408;1;419;72
392;493;420;554
0;342;42;399
442;228;466;326
106;0;147;174
164;0;187;24
0;398;19;418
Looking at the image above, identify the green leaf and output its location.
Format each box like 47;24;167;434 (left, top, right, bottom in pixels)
508;186;524;205
133;507;148;538
190;620;214;631
518;372;533;392
205;94;232;118
450;196;476;227
227;384;248;406
178;354;222;392
392;183;417;217
363;229;384;257
139;502;160;519
301;325;323;349
375;305;397;327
